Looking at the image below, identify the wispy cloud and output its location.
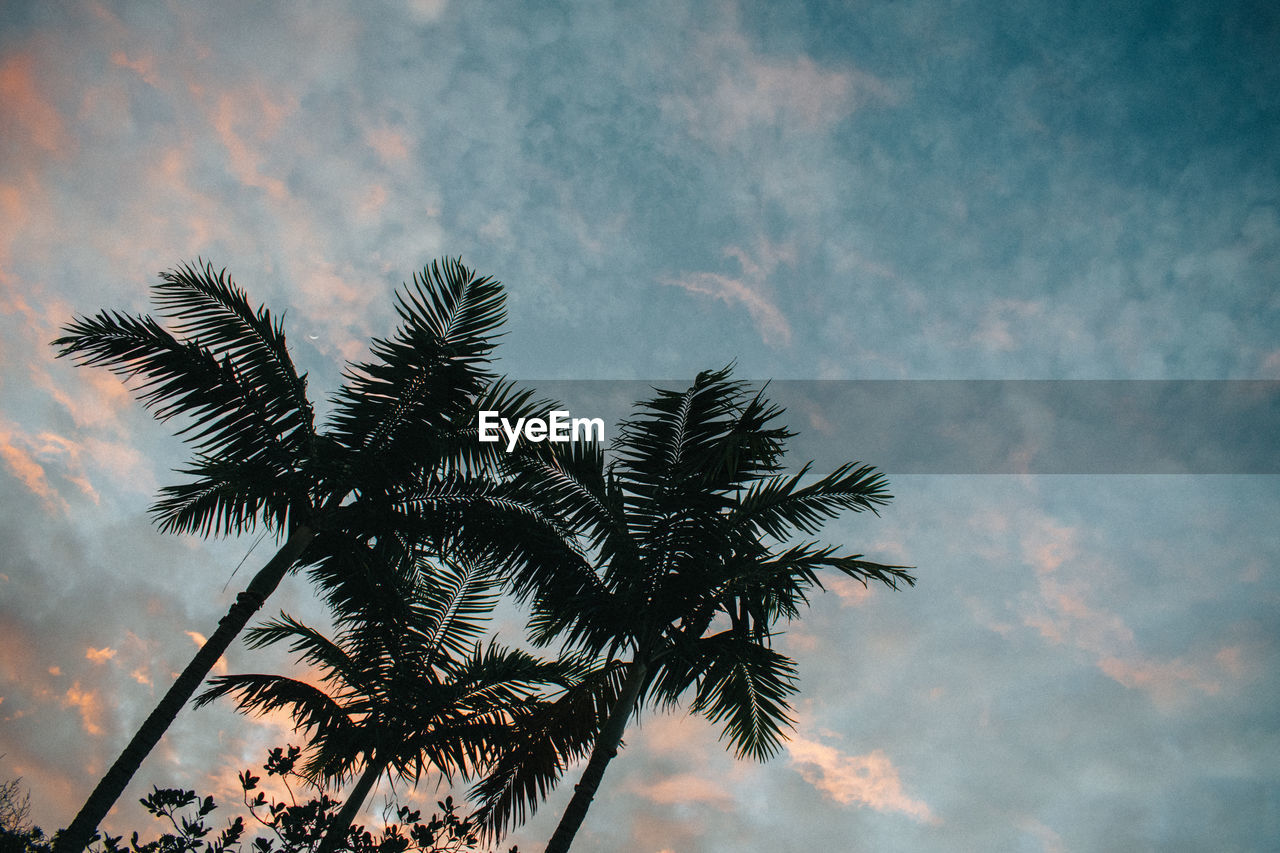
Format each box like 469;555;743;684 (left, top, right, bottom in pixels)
664;239;795;347
1018;516;1237;706
787;729;935;823
825;574;874;607
0;424;103;512
0;428;66;512
210;87;296;202
628;772;735;808
663;22;900;147
0;51;68;154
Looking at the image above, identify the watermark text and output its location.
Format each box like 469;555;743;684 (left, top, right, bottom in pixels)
478;410;605;452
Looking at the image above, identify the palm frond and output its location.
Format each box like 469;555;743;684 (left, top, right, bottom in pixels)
687;634;798;761
438;378;546;475
325;259;503;486
403;258;506;357
389;475;598;611
150;454;301;535
243;614;369;695
505;436;615;543
718;543;913;630
612;371;789;597
614;368;789;501
53;312;289;461
196;673;357;745
467;660;624;839
414;558;503;665
301;527;418;624
733;462;893;539
152;261;314;449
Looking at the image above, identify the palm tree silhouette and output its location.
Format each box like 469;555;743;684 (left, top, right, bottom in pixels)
491;367;915;853
50;259;550;852
198;551;589;853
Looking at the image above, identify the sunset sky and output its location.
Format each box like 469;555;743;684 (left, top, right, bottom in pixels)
2;2;1278;851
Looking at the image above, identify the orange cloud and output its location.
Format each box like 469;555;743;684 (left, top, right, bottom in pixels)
287;260;379;362
787;734;936;823
667;271;792;347
0;186;23;267
110;51;162;87
638;711;716;758
629;772;734;808
35;360;135;435
64;682;105;736
0;424;102;510
825;575;874;608
365;125;411;164
1097;655;1220;704
357;183;389;219
0;428;63;511
1215;645;1246;678
85;646;118;665
0;52;67;154
1018;516;1242;705
211;88;296;201
784;629;820;652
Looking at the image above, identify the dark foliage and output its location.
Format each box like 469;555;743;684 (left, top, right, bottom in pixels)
1;749;516;853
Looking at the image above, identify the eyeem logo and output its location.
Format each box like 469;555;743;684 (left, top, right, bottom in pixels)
478;410;605;452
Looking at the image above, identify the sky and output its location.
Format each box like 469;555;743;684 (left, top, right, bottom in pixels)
1;1;1278;850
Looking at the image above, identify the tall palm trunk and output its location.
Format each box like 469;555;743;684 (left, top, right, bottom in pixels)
315;757;385;853
53;527;316;853
545;660;649;853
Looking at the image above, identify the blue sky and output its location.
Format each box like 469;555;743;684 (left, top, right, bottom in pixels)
1;2;1277;851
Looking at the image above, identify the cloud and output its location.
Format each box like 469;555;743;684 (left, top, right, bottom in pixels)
63;682;105;736
365;125;412;165
1017;516;1239;706
1018;817;1066;853
628;772;734;808
825;575;874;607
110;51;163;88
971;299;1047;353
34;364;135;435
1;427;100;507
663;24;899;148
1095;655;1221;704
210;88;296;202
664;239;795;347
786;733;936;823
0;428;65;512
85;646;118;665
0;51;68;154
405;0;448;24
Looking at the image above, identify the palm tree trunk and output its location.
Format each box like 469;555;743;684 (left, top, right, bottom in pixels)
316;759;384;853
545;659;649;853
53;526;316;853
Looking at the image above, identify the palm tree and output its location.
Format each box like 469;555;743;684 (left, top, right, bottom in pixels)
489;367;916;853
197;552;592;853
50;259;551;853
